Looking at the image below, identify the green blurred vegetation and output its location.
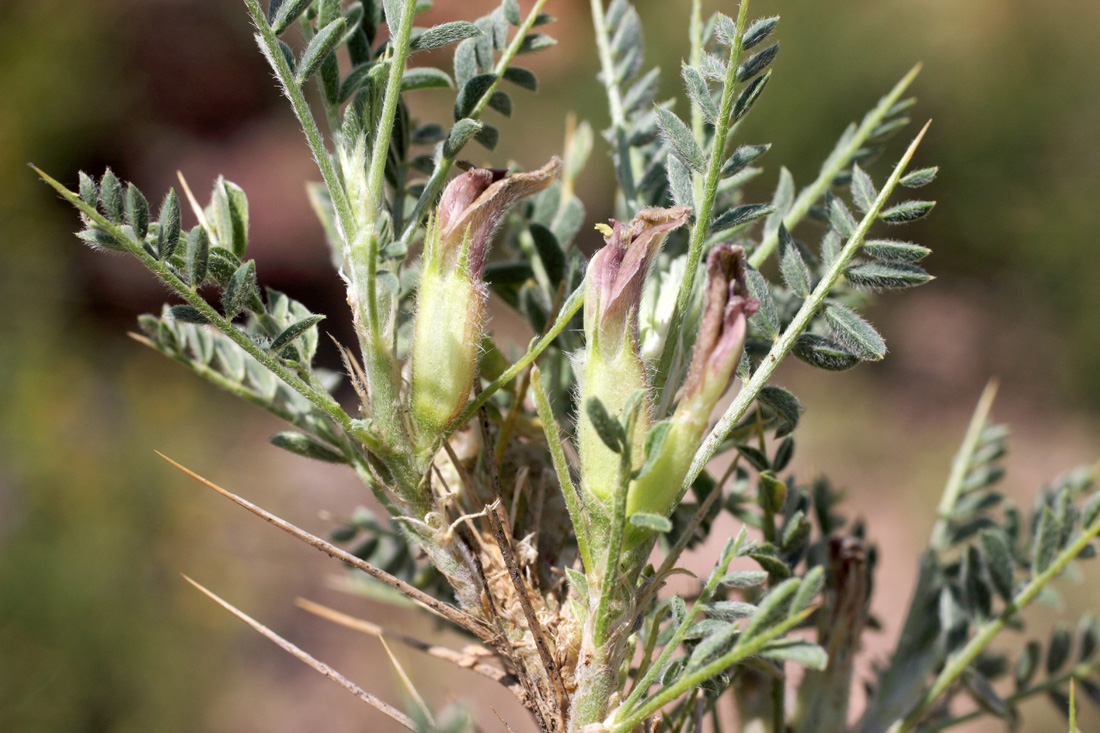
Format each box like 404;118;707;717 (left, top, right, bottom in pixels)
2;0;1098;730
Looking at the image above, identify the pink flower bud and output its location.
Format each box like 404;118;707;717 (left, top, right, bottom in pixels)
679;244;759;412
584;206;691;359
430;157;560;279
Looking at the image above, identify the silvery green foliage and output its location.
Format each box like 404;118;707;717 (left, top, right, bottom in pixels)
39;1;1100;732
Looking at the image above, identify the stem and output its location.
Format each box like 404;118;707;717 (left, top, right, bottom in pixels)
365;0;417;217
681;121;932;499
593;447;632;647
399;0;550;244
589;0;642;211
748;63;922;269
654;0;752;402
242;0;353;239
616;531;745;716
613;605;816;732
886;511;1100;733
532;366;593;571
922;664;1100;732
929;380;999;551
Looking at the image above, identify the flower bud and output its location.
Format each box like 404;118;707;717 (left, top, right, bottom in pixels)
578;207;690;507
626;244;758;520
410;158;559;449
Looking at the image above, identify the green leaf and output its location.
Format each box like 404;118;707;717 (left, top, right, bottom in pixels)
655;106;705;172
207;246;242;288
733;70;771;120
1032;506;1061;574
565;567;589;601
444;118;483;157
1077;614;1099;661
1015;641;1042;689
682;64;717;124
742;16;779;50
635;421;672;480
212;178;249;260
792;334;860;371
736;42;779;83
529;223;565;284
79;171;98;207
410;20;482;52
453;38;478;86
453;73;498;120
503;0;521;25
629;512;673;533
880;200;936;224
706;601;756;620
169;305;209;324
502;66;538;90
222;260;257;318
711;203;774;232
667;156;694;210
778;224;812;297
757;386;803;438
900;166;938;187
827;193;858;238
475;122;499;150
185;226;210;286
845;261;933;289
963;668;1012;719
99;168;124;221
586;397;624;453
686;624;740;671
863;239;931;263
760;639;828;670
721;144;770;178
401;67;454;91
744;265;778;339
980;529;1016;602
743;577;800;639
270;314;326;354
851;164;877;213
488;90;512;116
750;552;791;580
270;0;312;34
125;184;149;240
764;166;795;239
269;431;347;463
721;570;768;588
824;303;886;361
1047;623;1073;673
296;18;347;84
518;32;555;54
155;189;181;260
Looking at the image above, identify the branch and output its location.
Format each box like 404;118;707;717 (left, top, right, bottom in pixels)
183;575;417;731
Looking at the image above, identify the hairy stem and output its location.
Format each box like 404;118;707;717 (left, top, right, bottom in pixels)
682;121;932;499
654;0;751;401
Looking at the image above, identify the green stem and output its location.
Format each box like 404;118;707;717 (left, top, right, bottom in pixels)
242;0;353;240
886;512;1100;733
365;0;417;217
398;0;550;245
616;530;745;716
929;380;999;551
748;63;922;269
923;664;1100;732
589;0;642;211
531;366;593;571
654;0;751;403
593;447;632;648
612;605;816;732
680;122;931;500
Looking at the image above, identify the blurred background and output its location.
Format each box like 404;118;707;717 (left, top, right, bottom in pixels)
1;0;1098;730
